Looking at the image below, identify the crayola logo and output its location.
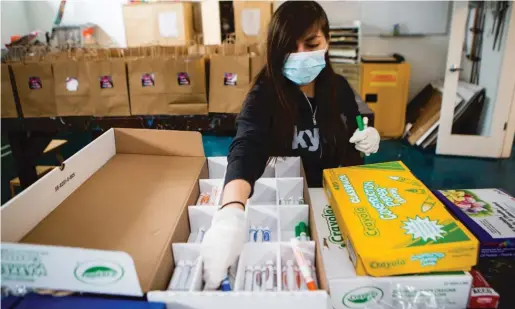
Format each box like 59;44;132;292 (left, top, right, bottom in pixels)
342;287;384;308
322;205;346;248
74;261;124;285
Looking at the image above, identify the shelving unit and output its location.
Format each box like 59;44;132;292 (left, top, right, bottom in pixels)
329;21;361;92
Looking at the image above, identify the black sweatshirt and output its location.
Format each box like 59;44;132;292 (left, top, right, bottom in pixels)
224;68;363;193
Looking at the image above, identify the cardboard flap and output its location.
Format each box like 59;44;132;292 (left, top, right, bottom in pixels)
1;130;117;242
114;128;204;157
1;242;143;296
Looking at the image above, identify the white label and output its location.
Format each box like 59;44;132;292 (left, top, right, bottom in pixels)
441;189;515;238
1;243;143;296
158;11;179;38
66;77;79;92
241;8;261;36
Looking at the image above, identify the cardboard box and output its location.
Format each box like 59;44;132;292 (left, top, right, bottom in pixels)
123;2;194;46
436;188;515;258
1;129;207;296
323;161;479;277
233;1;272;43
310;188;473;309
1;138;331;308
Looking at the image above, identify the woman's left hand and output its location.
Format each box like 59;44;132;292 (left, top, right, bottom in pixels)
349;117;380;156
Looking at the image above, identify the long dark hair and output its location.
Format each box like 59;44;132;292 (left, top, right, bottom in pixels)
254;1;351;165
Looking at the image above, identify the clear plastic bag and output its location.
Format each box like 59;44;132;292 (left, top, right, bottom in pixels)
364;283;448;309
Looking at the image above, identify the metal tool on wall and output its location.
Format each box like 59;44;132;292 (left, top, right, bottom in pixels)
491;1;510;51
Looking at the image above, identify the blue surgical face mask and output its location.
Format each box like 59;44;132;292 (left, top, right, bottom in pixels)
282;49;327;85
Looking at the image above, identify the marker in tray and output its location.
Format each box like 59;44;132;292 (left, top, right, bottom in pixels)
291;238;316;291
195;227;205;243
252;266;262;291
167;260;184;290
262;226;271;242
220;276;231;291
244;266;253;291
249;226;258;242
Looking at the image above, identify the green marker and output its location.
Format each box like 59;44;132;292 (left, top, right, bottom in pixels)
295;224;301;240
298;222;308;241
356;115;365;131
356;115;365;158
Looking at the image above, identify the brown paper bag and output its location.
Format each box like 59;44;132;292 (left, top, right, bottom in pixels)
1;64;18;118
10;59;57;118
208;42;250;113
87;56;130;116
127;46;170;115
53;59;93;116
249;43;266;81
167;45;208;114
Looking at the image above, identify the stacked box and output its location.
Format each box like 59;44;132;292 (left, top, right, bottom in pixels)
323;161;479;276
436;188;515;258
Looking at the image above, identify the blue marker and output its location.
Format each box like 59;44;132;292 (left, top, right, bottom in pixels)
262;226;271;242
221;276;232;291
249;226;258;242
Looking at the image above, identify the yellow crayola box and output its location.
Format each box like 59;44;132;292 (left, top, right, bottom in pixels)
323;161;479;277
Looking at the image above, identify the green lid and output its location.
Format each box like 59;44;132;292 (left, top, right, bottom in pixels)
295;224;301;237
299;222;307;234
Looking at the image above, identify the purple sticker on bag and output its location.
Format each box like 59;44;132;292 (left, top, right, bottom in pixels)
28;77;42;89
99;75;113;89
224;73;237;86
141;73;155;87
177;72;190;86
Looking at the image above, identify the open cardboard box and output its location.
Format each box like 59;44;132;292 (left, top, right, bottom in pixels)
1;129;331;309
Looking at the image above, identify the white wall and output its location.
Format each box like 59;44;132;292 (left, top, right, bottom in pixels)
1;1;31;47
1;0;129;47
25;0;129;46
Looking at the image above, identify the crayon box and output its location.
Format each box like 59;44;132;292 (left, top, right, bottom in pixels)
323;161;479;277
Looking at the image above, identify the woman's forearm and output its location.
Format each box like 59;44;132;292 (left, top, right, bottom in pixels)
222;179;251;210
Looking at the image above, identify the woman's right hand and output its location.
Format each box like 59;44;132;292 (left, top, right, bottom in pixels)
201;205;246;290
200;180;251;290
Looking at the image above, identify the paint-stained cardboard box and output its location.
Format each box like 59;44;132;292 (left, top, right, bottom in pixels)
323;161;479;277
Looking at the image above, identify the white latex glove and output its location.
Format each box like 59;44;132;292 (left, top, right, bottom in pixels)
201;206;246;290
349;117;380;156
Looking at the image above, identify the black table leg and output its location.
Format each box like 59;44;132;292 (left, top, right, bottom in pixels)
7;131;53;189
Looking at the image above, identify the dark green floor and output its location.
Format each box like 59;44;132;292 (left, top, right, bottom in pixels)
366;140;515;196
2;135;514;203
205;136;515;196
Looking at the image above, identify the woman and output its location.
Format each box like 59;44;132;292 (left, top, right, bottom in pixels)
201;1;380;289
